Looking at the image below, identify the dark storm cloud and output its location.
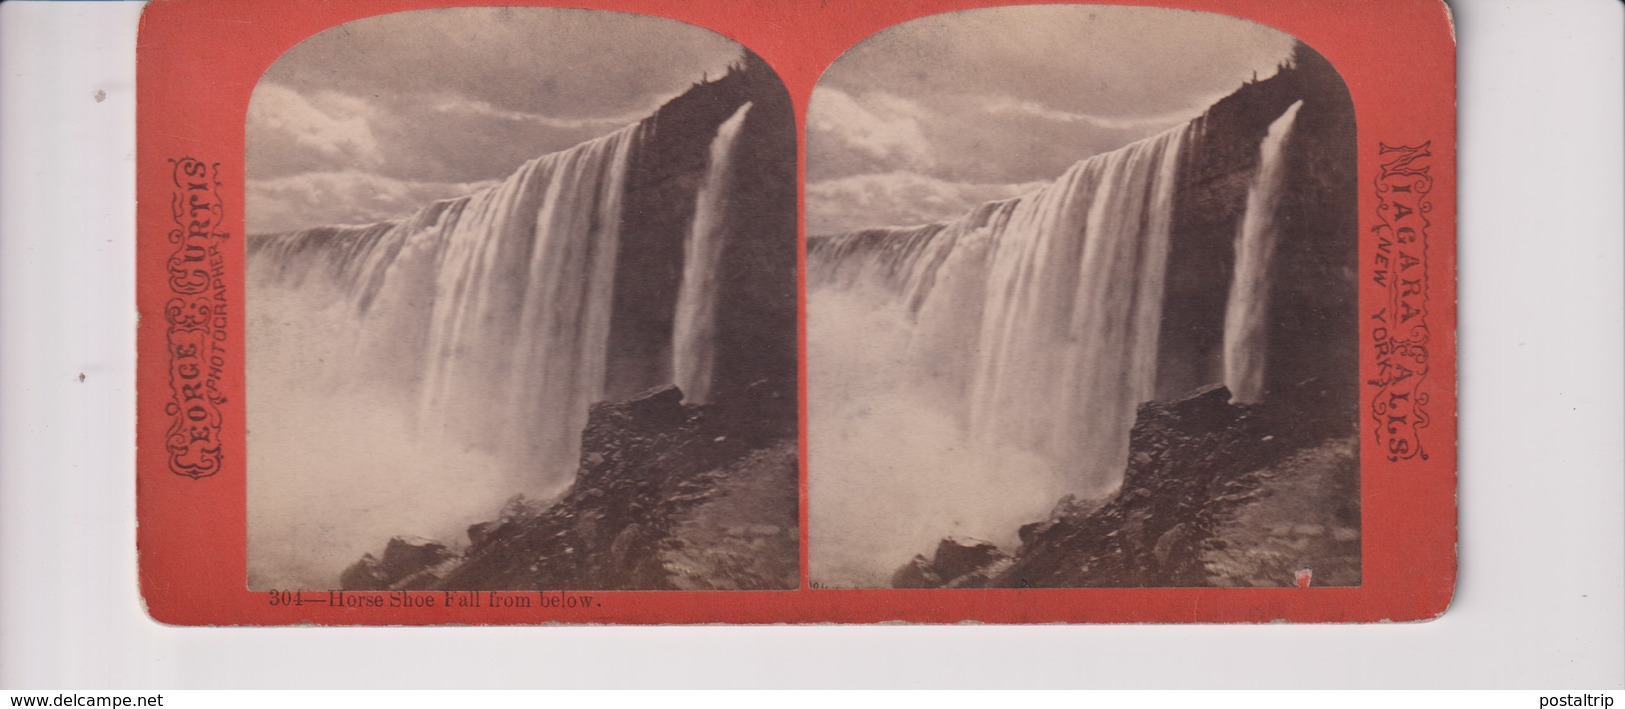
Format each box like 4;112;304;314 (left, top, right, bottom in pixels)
247;7;743;232
807;5;1299;233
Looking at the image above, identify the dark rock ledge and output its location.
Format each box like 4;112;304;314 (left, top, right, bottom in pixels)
893;382;1360;589
340;382;798;591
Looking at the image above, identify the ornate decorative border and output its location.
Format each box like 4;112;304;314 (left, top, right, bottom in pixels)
1368;141;1433;463
134;0;1458;625
163;157;229;479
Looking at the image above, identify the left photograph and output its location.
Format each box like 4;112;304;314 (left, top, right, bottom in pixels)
243;8;798;591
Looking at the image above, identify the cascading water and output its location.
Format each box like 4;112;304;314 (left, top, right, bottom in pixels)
1223;100;1303;404
247;107;749;589
808;123;1193;586
254;123;643;477
969;125;1187;487
672;103;752;404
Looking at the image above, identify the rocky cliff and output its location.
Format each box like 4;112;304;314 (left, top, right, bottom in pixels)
343;383;798;591
1157;42;1358;407
894;382;1360;588
604;52;797;406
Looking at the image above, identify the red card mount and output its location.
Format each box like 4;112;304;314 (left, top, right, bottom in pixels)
136;0;1456;625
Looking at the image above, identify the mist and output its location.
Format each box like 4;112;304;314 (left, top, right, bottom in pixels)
807;288;1069;587
245;272;562;590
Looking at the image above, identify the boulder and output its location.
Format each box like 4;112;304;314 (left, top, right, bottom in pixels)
889;537;1011;588
625;384;686;418
931;537;1008;581
338;553;389;591
337;536;460;590
890;555;942;589
466;521;501;549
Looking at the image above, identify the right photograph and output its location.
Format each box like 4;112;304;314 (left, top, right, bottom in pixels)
807;5;1359;589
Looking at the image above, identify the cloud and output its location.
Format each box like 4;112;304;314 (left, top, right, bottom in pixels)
428;96;651;132
246;8;752;231
979;95;1200;132
808;87;937;172
806;172;1043;235
247;83;384;170
821;6;1298;126
262;8;743;127
247;171;498;235
807;86;1174;210
805;6;1300;228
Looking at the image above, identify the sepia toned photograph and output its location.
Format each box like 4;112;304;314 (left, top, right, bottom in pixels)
244;7;799;592
130;0;1459;627
807;6;1360;589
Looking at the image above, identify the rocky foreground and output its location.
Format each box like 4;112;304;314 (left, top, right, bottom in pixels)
894;382;1361;589
340;383;798;591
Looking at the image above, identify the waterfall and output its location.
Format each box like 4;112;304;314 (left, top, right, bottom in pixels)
970;125;1187;486
812;123;1190;493
246;105;756;588
673;102;751;404
808;124;1192;586
252;123;645;479
1223;100;1303;404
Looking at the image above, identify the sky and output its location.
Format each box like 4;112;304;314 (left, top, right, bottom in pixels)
806;6;1299;234
246;8;743;234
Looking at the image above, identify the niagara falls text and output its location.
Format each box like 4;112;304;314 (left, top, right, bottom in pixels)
1368;141;1433;463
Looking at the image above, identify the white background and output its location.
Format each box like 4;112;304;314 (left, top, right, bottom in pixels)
1;0;1621;689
